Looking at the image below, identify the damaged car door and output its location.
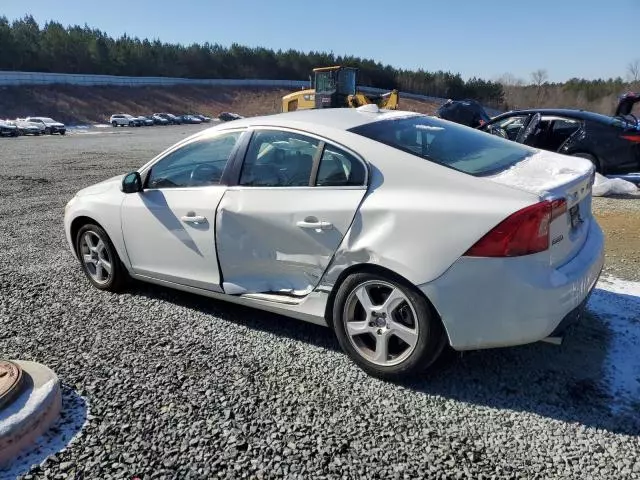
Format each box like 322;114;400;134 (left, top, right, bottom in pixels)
216;128;368;296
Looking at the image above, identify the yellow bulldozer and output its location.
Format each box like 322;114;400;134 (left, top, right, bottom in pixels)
281;66;399;112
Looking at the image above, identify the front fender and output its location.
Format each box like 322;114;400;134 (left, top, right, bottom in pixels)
64;193;129;269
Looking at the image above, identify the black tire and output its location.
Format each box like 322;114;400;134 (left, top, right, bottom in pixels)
571;152;600;173
75;223;128;292
112;121;118;127
332;272;446;379
60;130;66;135
44;127;51;135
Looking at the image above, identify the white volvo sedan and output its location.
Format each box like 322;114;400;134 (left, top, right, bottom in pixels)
64;106;604;379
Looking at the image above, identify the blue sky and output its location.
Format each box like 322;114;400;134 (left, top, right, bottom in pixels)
2;0;638;83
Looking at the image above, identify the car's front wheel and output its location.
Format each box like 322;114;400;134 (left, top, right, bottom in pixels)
76;223;128;292
333;272;446;379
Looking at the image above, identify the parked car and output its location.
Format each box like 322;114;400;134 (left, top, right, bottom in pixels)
149;114;169;125
25;116;66;135
218;112;243;122
436;99;491;128
110;114;142;127
136;116;155;126
439;95;640;175
0;120;19;137
154;113;182;125
181;114;203;124
64;107;603;379
12;119;45;136
194;114;211;123
479;107;640;175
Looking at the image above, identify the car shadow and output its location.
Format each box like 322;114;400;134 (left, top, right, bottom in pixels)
128;282;640;436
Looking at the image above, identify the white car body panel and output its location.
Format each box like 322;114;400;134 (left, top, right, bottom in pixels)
64;175;129;268
420;220;604;349
63;108;605;353
216;187;366;295
121;186;226;291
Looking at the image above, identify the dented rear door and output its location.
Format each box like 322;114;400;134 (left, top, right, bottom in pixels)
215;128;368;296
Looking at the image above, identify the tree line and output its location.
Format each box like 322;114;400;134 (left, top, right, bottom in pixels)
0;15;503;104
499;67;639;115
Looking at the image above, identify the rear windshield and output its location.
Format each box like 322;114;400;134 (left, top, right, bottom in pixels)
349;115;536;176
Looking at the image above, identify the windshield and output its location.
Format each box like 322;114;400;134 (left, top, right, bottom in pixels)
40;117;55;123
349;115;536;176
315;71;336;94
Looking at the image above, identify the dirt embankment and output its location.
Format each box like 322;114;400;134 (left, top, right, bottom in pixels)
0;85;441;125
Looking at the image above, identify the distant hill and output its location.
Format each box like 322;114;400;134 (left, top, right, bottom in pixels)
0;84;442;125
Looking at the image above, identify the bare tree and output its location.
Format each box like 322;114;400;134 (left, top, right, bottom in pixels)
628;59;640;84
531;69;548;106
531;69;548;87
496;73;525;109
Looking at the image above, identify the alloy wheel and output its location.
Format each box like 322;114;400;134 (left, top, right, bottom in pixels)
79;231;113;285
343;280;419;367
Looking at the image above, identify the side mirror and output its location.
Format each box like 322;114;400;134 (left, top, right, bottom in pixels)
122;172;142;193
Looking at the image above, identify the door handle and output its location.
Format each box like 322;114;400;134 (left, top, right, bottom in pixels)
296;220;333;230
181;214;207;224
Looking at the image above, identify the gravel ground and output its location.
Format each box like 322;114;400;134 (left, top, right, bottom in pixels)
592;196;640;282
1;127;640;479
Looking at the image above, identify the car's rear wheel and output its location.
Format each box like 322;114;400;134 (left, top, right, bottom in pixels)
333;272;446;379
112;121;118;127
76;224;128;292
571;152;600;173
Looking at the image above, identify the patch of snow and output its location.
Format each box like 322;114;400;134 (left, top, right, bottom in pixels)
592;173;639;196
0;388;88;480
588;276;640;413
489;150;591;195
0;379;56;437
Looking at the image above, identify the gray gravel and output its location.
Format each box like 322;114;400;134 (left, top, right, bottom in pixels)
1;127;640;479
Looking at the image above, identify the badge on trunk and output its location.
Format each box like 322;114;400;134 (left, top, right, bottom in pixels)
570;205;583;229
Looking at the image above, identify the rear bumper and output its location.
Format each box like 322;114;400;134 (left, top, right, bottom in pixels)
419;220;605;350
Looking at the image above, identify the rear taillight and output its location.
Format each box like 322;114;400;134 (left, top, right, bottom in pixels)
464;199;565;257
621;134;640;143
550;198;567;221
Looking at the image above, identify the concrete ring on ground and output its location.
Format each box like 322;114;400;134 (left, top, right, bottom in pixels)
0;360;62;468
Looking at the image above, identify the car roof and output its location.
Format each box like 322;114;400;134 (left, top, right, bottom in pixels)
213;107;421;132
495;108;616;124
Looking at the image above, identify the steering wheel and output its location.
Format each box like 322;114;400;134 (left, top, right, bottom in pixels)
190;164;222;186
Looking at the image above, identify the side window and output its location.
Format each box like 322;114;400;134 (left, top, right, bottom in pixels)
240;130;320;187
496;115;530;141
316;145;366;186
549;117;581;150
551;117;581;134
147;132;241;189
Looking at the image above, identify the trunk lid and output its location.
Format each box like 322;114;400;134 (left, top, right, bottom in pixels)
487;151;595;267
